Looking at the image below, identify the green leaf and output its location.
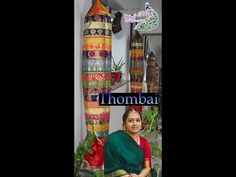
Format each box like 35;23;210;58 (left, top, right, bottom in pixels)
92;169;104;177
111;56;125;71
150;142;161;158
86;148;94;155
153;163;159;171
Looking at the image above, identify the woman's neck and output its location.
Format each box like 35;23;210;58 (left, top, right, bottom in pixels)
126;132;139;140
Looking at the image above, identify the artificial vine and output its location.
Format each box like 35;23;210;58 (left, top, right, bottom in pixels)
140;106;159;136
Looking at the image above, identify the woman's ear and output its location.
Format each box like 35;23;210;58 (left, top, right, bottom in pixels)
122;124;126;130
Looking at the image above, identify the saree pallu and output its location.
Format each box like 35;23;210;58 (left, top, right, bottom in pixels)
129;31;144;113
82;0;111;168
104;130;144;177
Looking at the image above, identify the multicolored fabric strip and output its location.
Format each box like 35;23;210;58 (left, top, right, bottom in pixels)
82;59;111;72
82;0;111;168
82;0;111;137
129;31;144;112
146;52;159;93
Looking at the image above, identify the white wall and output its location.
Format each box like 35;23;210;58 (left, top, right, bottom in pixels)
109;9;134;134
111;10;130;81
109;84;128;133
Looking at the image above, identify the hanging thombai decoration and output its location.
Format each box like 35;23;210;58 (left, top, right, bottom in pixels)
81;0;111;169
146;52;159;93
129;30;144;113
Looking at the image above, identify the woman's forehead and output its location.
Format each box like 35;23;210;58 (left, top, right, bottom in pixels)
127;112;141;118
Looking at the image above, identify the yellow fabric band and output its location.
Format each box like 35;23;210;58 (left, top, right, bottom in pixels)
131;43;143;47
131;49;144;55
85;107;110;114
83;36;112;45
84;22;112;30
87;123;109;132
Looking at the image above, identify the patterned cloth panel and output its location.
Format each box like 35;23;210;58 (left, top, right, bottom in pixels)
129;31;144;112
82;0;111;139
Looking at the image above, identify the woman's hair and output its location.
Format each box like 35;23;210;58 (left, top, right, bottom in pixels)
122;108;142;122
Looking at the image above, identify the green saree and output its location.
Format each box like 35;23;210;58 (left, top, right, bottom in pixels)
104;130;144;177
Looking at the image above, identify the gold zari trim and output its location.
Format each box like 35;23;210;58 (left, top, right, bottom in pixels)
85;107;110;114
131;43;143;47
84;22;112;30
86;123;109;132
143;159;151;168
105;169;128;177
131;49;144;55
83;36;111;45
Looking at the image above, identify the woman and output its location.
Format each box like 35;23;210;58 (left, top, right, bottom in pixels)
104;108;156;177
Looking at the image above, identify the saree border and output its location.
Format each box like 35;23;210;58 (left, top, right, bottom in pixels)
105;169;128;177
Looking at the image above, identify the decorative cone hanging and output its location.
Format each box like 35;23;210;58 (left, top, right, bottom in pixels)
128;30;144;113
146;52;159;93
81;0;112;169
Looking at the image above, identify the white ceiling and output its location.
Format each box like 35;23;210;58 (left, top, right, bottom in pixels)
107;0;144;10
106;0;160;11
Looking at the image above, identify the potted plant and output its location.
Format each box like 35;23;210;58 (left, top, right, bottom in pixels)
111;56;125;84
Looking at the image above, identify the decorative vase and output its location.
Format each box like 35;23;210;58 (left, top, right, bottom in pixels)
111;71;120;83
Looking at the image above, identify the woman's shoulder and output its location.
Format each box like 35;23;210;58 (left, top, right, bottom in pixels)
108;130;123;136
106;130;124;141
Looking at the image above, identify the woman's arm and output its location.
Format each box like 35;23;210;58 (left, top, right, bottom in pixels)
130;167;151;177
121;174;131;177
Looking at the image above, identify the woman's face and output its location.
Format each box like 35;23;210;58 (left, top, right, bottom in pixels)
123;111;142;135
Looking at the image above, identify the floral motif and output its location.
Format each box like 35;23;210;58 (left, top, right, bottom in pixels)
97;29;103;35
105;29;110;35
94;15;101;21
85;29;89;35
90;29;96;35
